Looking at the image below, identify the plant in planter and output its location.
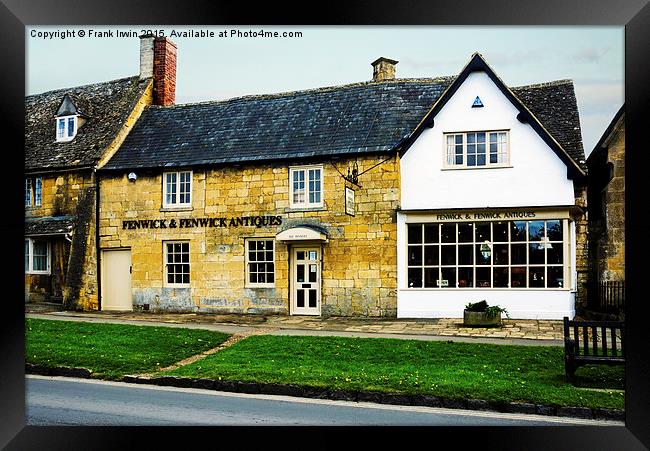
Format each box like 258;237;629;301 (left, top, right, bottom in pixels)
463;300;509;327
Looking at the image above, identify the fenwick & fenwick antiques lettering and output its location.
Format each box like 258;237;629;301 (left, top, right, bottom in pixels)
122;215;283;230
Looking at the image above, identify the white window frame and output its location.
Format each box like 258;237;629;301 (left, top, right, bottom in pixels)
56;115;78;142
25;177;43;207
289;165;323;209
25;238;51;275
443;130;510;169
162;170;193;209
245;239;276;288
163;241;191;287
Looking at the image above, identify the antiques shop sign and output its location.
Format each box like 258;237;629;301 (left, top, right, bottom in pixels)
122;215;283;230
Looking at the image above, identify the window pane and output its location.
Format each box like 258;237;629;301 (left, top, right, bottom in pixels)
475;243;491;265
458;223;473;242
440;267;456;288
458;267;473;288
424;224;438;243
475;223;491;242
458;245;473;265
511;244;526;265
529;243;545;264
511;267;526;288
547;266;564;288
511;221;527;241
34;177;42;206
440;245;456;265
408;246;422;266
424;246;439;265
67;117;75;136
528;221;545;241
25;179;32;206
467;154;476;167
58;118;65;138
476;267;491;287
424;268;439;288
407;224;422;244
546;243;563;264
529;267;545;288
441;224;455;243
494;267;509;288
408;268;422;288
547;220;563;241
493;222;508;242
492;244;507;265
25;240;29;272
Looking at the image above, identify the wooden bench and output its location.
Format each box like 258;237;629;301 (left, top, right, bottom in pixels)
563;317;625;383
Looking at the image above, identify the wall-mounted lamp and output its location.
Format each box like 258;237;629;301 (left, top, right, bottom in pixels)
128;172;137;182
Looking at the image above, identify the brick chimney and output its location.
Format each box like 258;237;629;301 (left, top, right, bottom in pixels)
371;57;398;82
139;34;177;106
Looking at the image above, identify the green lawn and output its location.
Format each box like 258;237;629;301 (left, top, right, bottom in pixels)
25;319;230;379
164;335;625;410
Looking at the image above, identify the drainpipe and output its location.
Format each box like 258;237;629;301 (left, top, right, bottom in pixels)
94;168;102;311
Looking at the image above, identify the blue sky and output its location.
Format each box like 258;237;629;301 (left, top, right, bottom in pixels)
26;26;623;156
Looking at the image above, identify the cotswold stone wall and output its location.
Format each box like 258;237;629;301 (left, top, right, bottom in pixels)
25;171;99;310
98;154;400;316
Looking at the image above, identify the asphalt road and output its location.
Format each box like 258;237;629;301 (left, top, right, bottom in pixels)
25;376;622;427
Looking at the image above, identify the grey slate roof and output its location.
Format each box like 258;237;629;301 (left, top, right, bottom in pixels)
102;76;585;171
25;76;151;171
25;216;75;236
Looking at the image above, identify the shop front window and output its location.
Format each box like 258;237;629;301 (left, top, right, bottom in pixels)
406;219;565;289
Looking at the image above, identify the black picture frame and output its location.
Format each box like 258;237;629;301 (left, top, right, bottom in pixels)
3;0;649;449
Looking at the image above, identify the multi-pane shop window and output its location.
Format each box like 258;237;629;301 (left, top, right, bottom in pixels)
25;238;50;274
444;131;509;168
165;241;190;286
406;220;565;289
163;171;192;208
290;166;323;208
25;177;42;207
247;239;275;286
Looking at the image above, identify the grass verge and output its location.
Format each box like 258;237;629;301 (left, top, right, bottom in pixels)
25;318;230;379
163;335;624;410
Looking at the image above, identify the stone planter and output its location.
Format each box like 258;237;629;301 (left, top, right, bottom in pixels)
463;310;502;327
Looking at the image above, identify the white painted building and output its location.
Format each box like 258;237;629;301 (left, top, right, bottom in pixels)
396;53;587;319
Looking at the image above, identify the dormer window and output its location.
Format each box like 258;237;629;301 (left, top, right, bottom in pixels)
56;115;77;142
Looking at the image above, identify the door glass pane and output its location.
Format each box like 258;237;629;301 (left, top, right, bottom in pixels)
297;290;305;307
309;290;317;308
309;264;317;282
308;251;317;260
297;265;305;283
296;251;305;260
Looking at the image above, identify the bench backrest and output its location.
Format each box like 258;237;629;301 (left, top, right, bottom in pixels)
563;317;625;358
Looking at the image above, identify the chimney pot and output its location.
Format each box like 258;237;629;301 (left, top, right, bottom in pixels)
371;57;398;82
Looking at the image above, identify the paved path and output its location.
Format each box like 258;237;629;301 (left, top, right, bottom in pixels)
26;303;564;345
